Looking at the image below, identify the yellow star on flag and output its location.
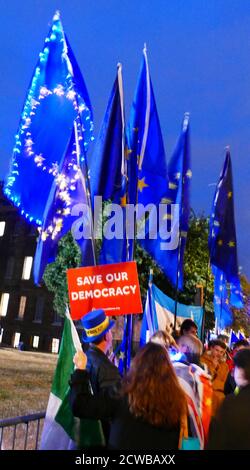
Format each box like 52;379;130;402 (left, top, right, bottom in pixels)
227;191;232;198
228;241;235;247
138;177;149;192
218;239;223;246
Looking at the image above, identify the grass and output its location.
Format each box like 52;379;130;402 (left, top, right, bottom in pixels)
0;347;57;420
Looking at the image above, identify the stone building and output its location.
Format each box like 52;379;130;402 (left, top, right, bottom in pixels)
0;181;63;353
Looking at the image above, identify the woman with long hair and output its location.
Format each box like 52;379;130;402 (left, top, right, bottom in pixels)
69;342;187;449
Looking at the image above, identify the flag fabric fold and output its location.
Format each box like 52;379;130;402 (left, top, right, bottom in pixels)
140;283;203;339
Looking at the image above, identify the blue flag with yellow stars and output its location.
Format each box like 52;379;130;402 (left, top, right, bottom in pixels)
213;267;233;329
126;46;168;210
126;45;168;264
126;47;191;289
209;150;243;327
33;116;95;284
90;64;125;204
118;315;133;375
4;12;93;226
91;64;128;264
157;113;191;290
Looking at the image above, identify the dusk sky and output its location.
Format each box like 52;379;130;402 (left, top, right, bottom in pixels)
0;0;250;277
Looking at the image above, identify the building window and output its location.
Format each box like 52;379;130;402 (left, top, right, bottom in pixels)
22;257;33;280
0;293;10;317
33;336;39;349
0;221;5;237
18;296;27;320
0;328;3;343
52;338;60;354
34;297;44;323
13;332;21;348
53;312;62;325
5;257;15;280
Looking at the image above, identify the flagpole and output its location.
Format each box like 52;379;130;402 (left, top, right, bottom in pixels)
201;252;211;343
173;235;182;331
61;23;97;266
118;62;134;373
74;118;97;265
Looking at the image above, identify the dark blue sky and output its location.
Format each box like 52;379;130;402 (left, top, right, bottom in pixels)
0;0;250;276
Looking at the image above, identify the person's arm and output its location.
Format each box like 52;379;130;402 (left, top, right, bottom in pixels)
69;351;119;420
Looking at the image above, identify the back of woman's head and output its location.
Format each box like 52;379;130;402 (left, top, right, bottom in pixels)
123;342;187;428
150;330;178;350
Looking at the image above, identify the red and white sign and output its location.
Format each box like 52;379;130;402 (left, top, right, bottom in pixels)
67;261;143;320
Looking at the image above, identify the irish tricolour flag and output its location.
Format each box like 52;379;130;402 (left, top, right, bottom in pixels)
40;309;104;449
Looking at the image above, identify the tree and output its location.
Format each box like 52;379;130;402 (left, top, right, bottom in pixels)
43;231;82;317
135;212;214;329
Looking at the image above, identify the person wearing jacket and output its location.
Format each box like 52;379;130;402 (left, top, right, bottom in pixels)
80;309;121;443
69;342;187;450
201;339;229;416
207;348;250;449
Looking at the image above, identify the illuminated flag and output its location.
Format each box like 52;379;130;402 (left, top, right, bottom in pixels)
4;12;93;226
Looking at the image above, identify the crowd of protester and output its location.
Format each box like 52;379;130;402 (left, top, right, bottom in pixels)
69;310;250;450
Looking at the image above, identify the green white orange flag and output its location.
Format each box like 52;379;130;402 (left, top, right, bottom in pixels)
40;309;105;449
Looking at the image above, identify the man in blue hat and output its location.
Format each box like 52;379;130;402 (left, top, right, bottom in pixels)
73;309;121;445
80;309;121;394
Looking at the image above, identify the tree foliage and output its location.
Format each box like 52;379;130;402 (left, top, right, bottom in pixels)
43;231;82;317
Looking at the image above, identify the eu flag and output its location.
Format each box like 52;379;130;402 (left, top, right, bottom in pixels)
90;64;125;204
151;113;191;290
33;116;95;284
126;46;168;264
209;150;243;320
4;12;93;226
118;315;133;376
213;266;233;329
91;64;127;264
126;46;168;210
